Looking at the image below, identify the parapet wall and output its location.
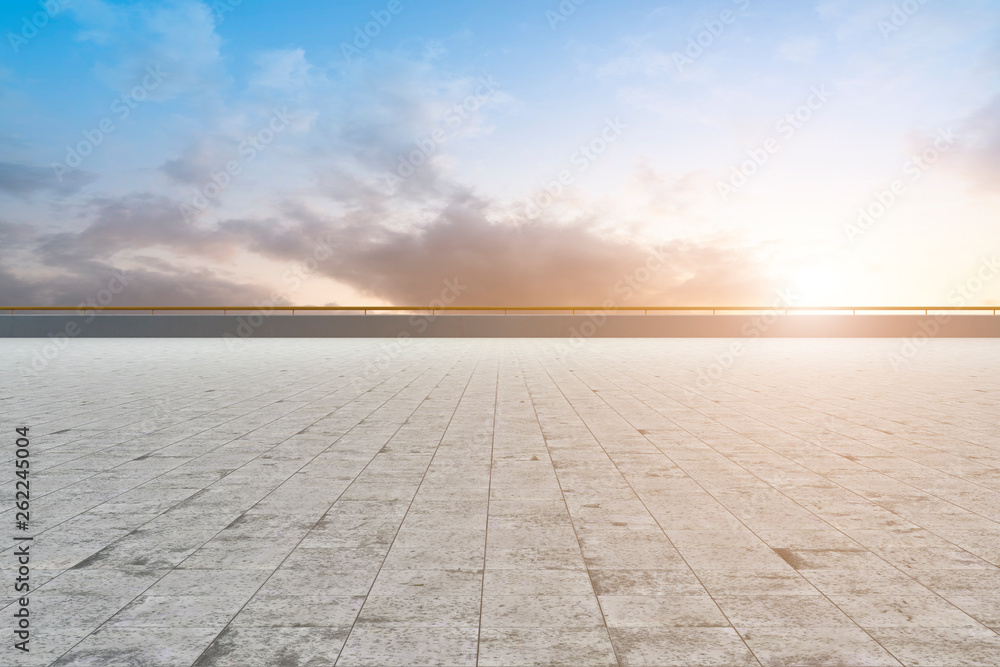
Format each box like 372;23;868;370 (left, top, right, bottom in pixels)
1;314;998;338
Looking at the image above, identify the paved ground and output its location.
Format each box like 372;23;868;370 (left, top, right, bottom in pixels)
1;338;999;667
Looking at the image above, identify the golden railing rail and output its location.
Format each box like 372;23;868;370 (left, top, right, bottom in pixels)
1;306;998;315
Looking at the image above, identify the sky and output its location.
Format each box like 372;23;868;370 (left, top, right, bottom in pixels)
1;0;999;308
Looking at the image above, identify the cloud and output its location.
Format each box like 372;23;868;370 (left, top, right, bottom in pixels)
814;0;894;40
70;0;225;101
271;53;512;202
37;194;238;263
153;52;507;209
160;153;211;185
0;263;44;306
251;49;314;91
64;0;122;44
777;36;822;62
631;161;711;217
220;189;776;307
159;142;230;185
0;258;279;308
0;207;280;307
595;46;678;80
0;220;36;246
0;162;98;198
2;172;776;308
0;32;777;311
0;27;779;310
956;95;1000;191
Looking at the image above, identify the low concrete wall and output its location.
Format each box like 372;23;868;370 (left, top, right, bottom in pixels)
1;314;998;338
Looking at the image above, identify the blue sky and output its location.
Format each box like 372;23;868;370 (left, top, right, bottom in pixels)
2;0;999;307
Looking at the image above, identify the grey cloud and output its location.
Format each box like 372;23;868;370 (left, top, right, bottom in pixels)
159;136;247;185
160;151;214;184
0;192;281;307
222;191;776;307
0;256;281;307
0;263;41;305
2;47;775;308
5;182;775;307
38;194;237;263
0;162;97;197
0;220;37;246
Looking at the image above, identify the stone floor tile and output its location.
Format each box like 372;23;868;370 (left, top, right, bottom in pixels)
608;627;759;666
256;567;378;596
944;596;1000;627
866;627;1000;667
698;570;820;596
479;628;618;666
483;569;595;596
830;594;984;628
802;569;937;596
738;627;903;666
481;595;605;628
51;628;219;666
588;568;707;596
5;338;1000;665
356;594;482;627
336;626;479;666
105;595;247;628
598;595;730;627
228;594;365;627
714;595;858;629
144;569;269;597
193;627;350;666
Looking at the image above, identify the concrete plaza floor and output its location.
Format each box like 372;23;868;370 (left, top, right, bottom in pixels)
1;338;999;666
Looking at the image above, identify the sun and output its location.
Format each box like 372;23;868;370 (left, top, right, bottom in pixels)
792;266;845;307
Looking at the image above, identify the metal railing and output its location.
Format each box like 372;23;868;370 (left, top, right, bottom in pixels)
1;306;998;315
